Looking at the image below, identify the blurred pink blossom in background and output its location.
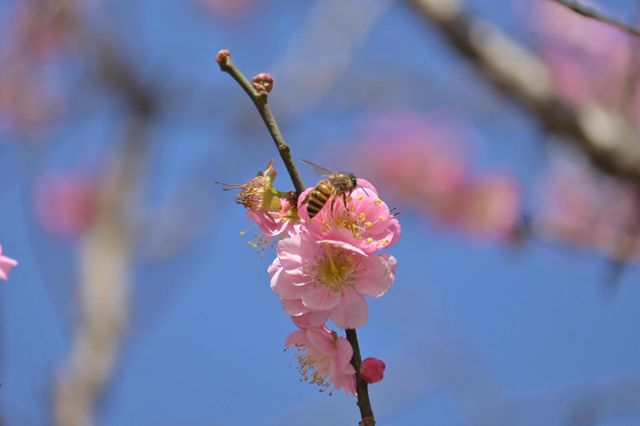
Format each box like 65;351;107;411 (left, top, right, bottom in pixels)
34;171;98;237
528;0;634;111
537;158;639;258
200;0;255;19
358;112;520;240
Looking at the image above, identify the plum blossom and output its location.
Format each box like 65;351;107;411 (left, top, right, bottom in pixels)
248;197;299;237
527;0;632;108
285;321;356;395
0;246;18;281
298;179;400;254
269;232;397;329
357;112;520;240
538;158;639;256
34;171;98;237
221;160;299;237
460;175;520;239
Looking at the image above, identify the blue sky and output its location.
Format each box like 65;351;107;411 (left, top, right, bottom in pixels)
1;0;640;425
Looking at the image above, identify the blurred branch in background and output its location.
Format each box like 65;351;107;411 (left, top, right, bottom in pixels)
22;0;161;424
408;0;640;187
270;0;395;120
549;0;640;38
54;113;152;426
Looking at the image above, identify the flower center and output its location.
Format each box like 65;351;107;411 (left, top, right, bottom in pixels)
312;243;356;293
320;196;386;239
293;346;332;390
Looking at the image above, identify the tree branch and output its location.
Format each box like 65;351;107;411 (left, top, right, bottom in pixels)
216;50;306;197
346;329;376;426
409;0;640;186
549;0;640;38
217;49;376;426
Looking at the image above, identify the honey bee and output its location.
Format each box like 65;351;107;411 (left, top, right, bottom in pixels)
301;159;358;219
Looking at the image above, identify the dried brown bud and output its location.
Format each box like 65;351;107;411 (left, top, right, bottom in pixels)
252;73;275;93
216;49;231;65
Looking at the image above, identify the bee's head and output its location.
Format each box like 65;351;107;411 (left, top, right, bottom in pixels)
349;173;357;191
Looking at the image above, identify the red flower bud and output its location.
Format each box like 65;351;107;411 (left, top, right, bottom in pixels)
216;49;231;65
252;73;274;93
360;357;385;384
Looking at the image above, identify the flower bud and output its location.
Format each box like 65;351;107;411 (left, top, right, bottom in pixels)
360;358;385;384
216;49;230;65
252;73;274;93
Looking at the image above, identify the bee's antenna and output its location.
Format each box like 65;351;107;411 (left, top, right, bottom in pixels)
358;185;370;197
214;180;242;191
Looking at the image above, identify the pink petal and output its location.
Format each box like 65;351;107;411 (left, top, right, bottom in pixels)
282;299;309;316
0;255;18;281
305;328;335;355
330;290;368;329
292;311;330;329
271;269;308;299
335;338;354;372
316;239;367;256
284;330;307;347
354;254;396;297
301;285;341;311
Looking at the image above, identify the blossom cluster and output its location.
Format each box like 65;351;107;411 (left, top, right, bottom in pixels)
537;157;640;261
230;161;400;394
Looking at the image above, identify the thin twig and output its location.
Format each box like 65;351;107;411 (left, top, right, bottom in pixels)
346;329;376;426
216;50;306;197
217;49;376;425
549;0;640;38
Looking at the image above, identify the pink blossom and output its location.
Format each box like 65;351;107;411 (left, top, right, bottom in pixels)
201;0;255;19
360;357;386;384
298;179;401;254
221;160;300;238
285;323;356;395
34;172;98;237
0;246;18;281
460;175;520;239
528;0;631;107
269;232;397;329
357;112;521;240
248;197;299;237
538;159;638;249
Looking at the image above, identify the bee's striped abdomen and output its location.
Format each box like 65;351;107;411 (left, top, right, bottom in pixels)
307;181;333;218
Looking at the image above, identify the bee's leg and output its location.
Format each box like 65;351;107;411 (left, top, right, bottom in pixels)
330;194;337;213
301;194;309;206
342;192;348;209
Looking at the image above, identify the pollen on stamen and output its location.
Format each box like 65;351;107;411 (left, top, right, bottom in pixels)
374;199;382;205
367;237;374;242
248;233;273;257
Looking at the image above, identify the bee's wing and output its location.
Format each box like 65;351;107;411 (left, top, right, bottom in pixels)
300;159;333;177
